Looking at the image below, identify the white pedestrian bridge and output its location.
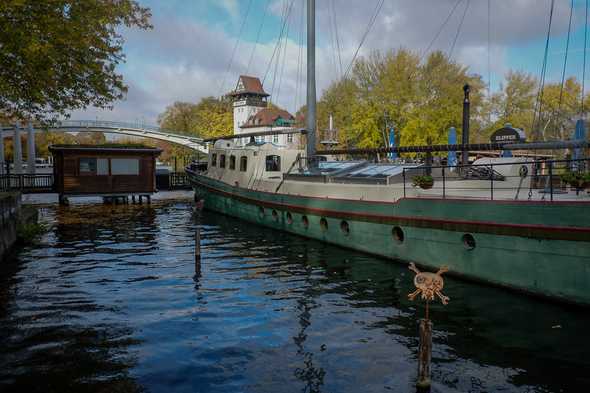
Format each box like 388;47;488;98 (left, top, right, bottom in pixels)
1;120;208;153
0;120;209;174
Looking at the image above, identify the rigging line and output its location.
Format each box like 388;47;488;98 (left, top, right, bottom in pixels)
294;0;304;112
262;0;296;86
276;0;293;104
270;0;290;101
219;0;254;96
556;0;574;123
531;0;555;138
327;0;339;79
448;0;470;59
331;0;343;78
246;0;271;76
487;0;491;104
419;0;464;63
343;0;385;80
583;0;588;115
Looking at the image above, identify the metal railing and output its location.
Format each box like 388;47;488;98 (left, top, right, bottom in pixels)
169;172;191;189
402;158;590;202
0;174;54;193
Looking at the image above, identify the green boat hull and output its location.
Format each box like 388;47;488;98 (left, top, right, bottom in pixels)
189;172;590;305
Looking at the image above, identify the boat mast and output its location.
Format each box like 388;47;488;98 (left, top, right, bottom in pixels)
306;0;317;166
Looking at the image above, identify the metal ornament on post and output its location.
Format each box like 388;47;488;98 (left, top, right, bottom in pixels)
407;262;450;391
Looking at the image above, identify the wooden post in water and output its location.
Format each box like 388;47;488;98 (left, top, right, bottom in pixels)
195;227;201;275
417;318;433;391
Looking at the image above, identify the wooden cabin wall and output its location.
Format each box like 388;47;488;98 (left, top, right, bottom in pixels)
51;150;159;195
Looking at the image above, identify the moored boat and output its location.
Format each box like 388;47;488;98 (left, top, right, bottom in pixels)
188;0;590;306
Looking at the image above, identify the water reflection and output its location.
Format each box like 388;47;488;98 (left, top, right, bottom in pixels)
0;201;588;393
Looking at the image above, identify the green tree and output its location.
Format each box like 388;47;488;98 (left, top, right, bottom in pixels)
157;97;232;139
489;70;537;136
0;0;152;123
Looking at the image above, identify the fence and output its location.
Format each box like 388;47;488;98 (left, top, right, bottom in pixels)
0;174;54;193
402;158;590;202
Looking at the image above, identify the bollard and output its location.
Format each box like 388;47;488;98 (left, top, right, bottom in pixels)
417;318;433;391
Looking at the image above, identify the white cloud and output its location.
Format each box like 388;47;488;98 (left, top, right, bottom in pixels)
72;0;578;127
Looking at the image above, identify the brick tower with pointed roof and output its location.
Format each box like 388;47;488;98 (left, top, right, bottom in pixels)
228;75;269;135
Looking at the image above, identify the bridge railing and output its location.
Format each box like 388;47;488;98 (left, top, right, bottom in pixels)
52;120;204;143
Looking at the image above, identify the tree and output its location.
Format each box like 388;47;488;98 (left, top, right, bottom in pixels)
157;102;198;135
489;70;537;136
158;97;233;139
315;49;485;152
0;0;152;123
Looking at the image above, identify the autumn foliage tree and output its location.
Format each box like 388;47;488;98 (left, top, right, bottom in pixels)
0;0;152;123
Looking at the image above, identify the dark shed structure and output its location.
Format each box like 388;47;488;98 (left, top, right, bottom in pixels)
49;145;162;203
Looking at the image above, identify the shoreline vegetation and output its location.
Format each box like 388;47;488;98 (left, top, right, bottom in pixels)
156;49;587;157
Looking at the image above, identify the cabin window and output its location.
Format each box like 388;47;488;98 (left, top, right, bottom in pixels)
265;155;281;172
229;155;236;170
111;158;139;175
219;154;226;168
211;153;217;167
97;158;109;175
287;133;293;143
273;134;279;143
240;156;248;171
79;158;97;175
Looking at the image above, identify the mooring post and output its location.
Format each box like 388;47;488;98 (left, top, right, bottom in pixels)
417;318;433;391
195;226;201;276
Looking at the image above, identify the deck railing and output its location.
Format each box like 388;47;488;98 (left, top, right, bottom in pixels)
402;158;590;202
0;174;55;193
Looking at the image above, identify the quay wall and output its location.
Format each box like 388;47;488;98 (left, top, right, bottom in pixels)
0;192;34;261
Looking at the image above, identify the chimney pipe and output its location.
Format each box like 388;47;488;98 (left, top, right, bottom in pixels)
461;84;470;166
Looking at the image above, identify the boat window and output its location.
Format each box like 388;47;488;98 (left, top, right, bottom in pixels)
219;154;226;169
265;155;281;172
273;134;279;143
229;155;236;170
211;153;217;167
287;133;293;143
240;156;248;171
79;158;97;175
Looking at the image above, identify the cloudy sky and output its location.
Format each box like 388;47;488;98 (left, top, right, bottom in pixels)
73;0;590;126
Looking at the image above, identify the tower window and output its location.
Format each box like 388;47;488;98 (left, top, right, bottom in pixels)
219;154;226;169
229;155;236;170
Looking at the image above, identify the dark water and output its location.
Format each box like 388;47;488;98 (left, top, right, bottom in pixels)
1;199;589;393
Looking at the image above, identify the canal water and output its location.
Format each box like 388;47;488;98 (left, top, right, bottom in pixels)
0;197;588;393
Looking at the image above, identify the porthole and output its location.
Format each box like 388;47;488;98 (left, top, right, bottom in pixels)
272;209;279;221
462;234;476;250
302;215;309;229
286;212;293;224
258;206;264;218
340;220;350;235
392;226;404;243
320;218;328;232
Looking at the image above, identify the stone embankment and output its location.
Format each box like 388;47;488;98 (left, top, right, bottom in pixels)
0;192;38;261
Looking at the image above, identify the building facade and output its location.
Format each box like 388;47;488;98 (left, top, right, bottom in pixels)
228;75;300;148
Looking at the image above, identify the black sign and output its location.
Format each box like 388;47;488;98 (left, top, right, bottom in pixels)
490;126;525;144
